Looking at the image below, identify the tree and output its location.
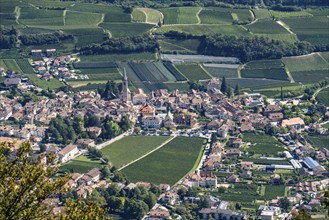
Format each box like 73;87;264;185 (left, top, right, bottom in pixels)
226;87;234;98
234;84;240;97
220;77;227;94
0;141;108;219
279;197;291;212
324;191;329;215
292;208;311;220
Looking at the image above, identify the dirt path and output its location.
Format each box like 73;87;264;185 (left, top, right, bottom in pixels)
196;8;202;24
312;85;329;100
118;135;176;171
276;20;294;34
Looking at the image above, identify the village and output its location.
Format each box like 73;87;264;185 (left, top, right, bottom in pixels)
0;53;328;220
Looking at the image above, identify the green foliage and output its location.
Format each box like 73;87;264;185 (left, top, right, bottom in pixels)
175;64;212;81
243;133;285;156
60;155;103;173
100;23;153;38
160;7;200;25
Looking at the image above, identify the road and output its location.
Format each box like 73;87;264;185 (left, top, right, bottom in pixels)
95;129;132;150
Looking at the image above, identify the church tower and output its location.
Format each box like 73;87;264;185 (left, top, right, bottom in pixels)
120;68;131;102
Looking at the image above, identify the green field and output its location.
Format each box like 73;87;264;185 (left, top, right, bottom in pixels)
159;39;201;54
132;8;146;22
291;70;329;83
199;8;233;24
80;53;155;62
175;64;212;81
135;8;162;24
100;23;153;37
101;136;171;168
252;9;271;20
227;78;291;89
252;84;306;98
160;7;200;25
316;88;329;107
270;10;313;18
1;59;23;74
243;133;285;156
65;10;102;27
60;155;103;173
283;53;328;72
154;24;250;36
246;20;289;34
204;65;238;78
241;60;289;81
26;74;63;90
122;136;205;185
263;185;287;199
307;134;329;149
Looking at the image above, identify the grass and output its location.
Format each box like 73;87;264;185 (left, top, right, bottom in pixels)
60;155;103;173
226;78;291;89
99;23;153;37
203;65;238;78
159;39;201;54
160;7;200;25
79;53;155;62
283;53;328;72
252;8;271;20
243;133;285;156
65;10;102;28
199;8;233;24
101;136;171;168
121;136;205;185
64;28;106;48
175;64;212;81
316;88;329;107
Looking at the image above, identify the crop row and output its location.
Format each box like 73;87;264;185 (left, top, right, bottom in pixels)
163;62;187;81
73;61;117;69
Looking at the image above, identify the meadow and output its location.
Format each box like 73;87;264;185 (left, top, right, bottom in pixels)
60;155;103;173
100;23;153;38
121;136;205;185
175;64;212;81
306;134;329;149
26;74;63;90
160;7;200;25
101;136;171;168
203;65;238;78
282;53;328;72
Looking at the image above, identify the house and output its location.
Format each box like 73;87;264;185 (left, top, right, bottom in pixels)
31;49;42;56
133;89;148;105
268;112;283;122
37;66;47;74
229;138;242;148
241;161;253;170
199;208;245;220
269;173;281;185
4;77;21;87
160;192;178;205
58;144;78;163
281;117;305;130
207;119;222;130
263;104;281;116
140;104;155;117
226;174;239;183
217;124;229;138
46;49;56;57
75;139;95;148
240;122;255;133
188;171;218;187
224;148;241;157
85;127;102;137
148;209;170;219
142;116;162;128
205;78;220;91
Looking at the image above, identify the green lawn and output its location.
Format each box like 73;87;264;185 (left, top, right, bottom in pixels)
264;185;287;199
101;136;171;168
121;136;205;185
60;155;103;173
26;74;63;90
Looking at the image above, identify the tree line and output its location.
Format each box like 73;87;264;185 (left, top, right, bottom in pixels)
19;32;74;46
79;35;159;55
44;114;131;145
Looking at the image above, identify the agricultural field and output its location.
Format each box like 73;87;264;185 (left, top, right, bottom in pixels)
263;185;287;199
231;9;254;23
159;39;201;54
244;158;291;166
73;61;117;69
99;23;153;37
270;10;313;18
316;88;329;107
1;59;23;74
226;78;291;89
133;8;163;24
101;136;171;168
291;70;329;83
282;16;328;45
26;74;63;90
80;53;155;62
175;64;212;81
19;6;64;26
252;8;271;20
241;60;289;81
160;7;200;25
199;8;233;24
306;134;329;149
319;52;329;63
65;11;102;28
16;59;34;74
64;28;107;48
251;84;306;98
282;53;328;72
203;64;239;78
243;133;285;156
129;62;168;82
132;8;146;22
246;20;290;35
153;24;250;36
153;62;177;82
60;155;103;173
163;62;187;81
121;136;205;185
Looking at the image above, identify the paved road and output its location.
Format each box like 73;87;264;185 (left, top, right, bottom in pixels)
95;130;132;150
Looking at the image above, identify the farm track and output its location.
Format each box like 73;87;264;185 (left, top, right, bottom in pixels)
199;64;214;78
276;20;294;35
196;8;202;24
63;10;67;26
118;135;176;171
317;52;329;64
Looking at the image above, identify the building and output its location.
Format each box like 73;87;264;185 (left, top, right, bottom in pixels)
142;116;162;128
119;68;131;103
199;208;245;220
281;117;305;130
58;144;78;163
140;104;155;117
132;88;148;105
4;77;21;87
